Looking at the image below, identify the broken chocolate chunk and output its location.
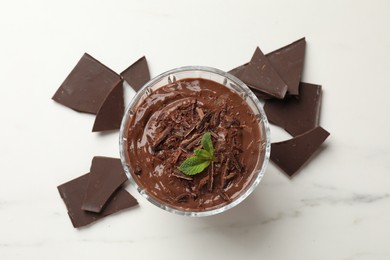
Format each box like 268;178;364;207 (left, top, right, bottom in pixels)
251;88;273;100
236;47;288;99
52;53;121;114
266;38;306;95
270;126;330;177
264;82;322;136
81;156;128;213
92;79;124;132
228;63;247;78
228;38;306;97
120;56;151;92
58;173;138;228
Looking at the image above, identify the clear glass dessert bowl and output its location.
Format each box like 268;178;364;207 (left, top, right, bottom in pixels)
119;66;270;217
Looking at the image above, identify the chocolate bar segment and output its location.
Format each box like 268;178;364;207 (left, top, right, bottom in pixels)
228;38;306;96
52;53;121;114
228;63;247;78
266;38;306;95
270;127;330;177
229;65;272;100
92;79;124;132
237;47;288;99
81;156;128;213
120;56;151;92
58;173;137;228
264;82;322;136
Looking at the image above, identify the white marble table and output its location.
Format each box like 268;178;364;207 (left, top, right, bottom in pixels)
1;0;389;259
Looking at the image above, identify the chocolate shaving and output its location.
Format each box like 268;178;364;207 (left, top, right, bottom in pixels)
211;110;221;127
171;150;182;164
172;170;193;181
196;111;213;131
224;171;237;182
218;189;230;202
180;133;201;148
152;127;172;151
230;154;243;172
185;135;203;150
174;192;197;203
183;124;196;138
207;161;215;192
209;130;219;139
196;107;205;119
198;176;210;190
220;158;230;188
191;102;196;119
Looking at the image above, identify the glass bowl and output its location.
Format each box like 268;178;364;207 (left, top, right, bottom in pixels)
119;66;270;217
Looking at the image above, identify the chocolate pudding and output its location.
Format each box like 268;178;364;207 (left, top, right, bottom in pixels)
124;77;264;212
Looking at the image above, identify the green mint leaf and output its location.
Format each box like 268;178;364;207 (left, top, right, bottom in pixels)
179;156;211;175
194;149;212;160
179;132;216;176
201;132;214;158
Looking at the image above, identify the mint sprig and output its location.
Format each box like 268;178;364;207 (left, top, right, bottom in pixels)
179;132;215;176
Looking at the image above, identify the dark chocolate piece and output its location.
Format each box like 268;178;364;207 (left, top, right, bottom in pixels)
270;127;330;177
228;63;247;78
228;38;306;96
236;47;288;99
52;53;121;114
92;79;124;132
251;88;273;100
58;173;138;228
266;38;306;95
264;82;322;136
81;156;128;213
120;56;151;92
229;65;273;99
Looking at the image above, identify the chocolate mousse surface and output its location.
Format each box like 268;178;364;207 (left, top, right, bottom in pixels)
125;78;264;211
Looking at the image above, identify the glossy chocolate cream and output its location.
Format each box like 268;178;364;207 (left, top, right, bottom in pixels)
126;78;262;211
